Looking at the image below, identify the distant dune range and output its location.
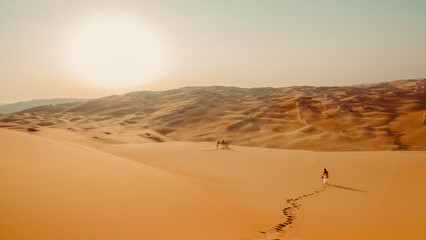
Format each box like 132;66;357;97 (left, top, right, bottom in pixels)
0;98;88;114
0;79;425;150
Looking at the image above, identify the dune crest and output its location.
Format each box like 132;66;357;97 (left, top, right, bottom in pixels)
1;79;424;150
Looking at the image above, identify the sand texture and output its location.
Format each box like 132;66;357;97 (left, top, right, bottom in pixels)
1;129;425;240
1;79;425;239
0;79;425;150
0;130;260;240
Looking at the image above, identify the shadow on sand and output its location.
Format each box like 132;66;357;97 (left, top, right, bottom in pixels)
328;184;367;193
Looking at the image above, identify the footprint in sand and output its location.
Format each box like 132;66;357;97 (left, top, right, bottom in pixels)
257;187;326;239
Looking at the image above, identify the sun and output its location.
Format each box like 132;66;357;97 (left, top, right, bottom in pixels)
68;17;165;88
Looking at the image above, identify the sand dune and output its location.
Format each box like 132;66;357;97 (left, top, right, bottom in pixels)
0;98;88;114
1;79;424;150
1;129;424;239
99;142;426;240
0;79;425;239
0;130;260;240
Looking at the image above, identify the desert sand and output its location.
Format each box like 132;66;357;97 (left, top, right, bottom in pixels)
0;130;260;240
1;128;425;240
1;79;425;239
0;79;425;151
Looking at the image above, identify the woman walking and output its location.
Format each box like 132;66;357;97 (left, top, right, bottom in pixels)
322;168;329;186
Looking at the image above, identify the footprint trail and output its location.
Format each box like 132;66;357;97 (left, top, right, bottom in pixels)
256;187;326;240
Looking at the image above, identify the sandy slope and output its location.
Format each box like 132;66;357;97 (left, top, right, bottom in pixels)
1;129;425;239
0;130;260;240
1;79;424;151
0;79;425;239
100;142;426;240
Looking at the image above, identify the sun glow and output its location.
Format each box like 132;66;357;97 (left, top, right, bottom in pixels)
68;17;165;88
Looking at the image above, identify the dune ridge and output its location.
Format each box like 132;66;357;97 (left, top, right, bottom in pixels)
0;98;88;114
1;79;424;150
0;130;260;240
1;102;425;239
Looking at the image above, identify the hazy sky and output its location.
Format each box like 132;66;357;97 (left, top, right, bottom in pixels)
1;0;425;102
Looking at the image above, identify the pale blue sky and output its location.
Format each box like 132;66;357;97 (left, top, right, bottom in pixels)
1;0;425;102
